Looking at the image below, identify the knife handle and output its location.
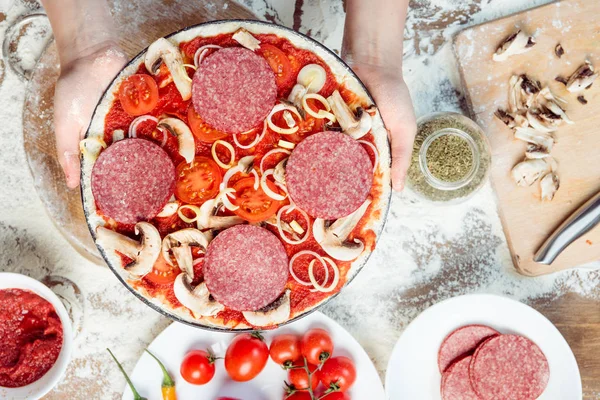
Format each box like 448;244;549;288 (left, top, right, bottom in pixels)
534;191;600;265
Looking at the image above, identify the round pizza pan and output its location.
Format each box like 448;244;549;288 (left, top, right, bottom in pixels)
80;19;392;331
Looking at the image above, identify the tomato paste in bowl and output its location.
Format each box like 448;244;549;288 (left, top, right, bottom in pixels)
0;273;73;400
0;289;64;388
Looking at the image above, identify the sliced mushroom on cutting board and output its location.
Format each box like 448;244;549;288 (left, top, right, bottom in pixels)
453;0;600;276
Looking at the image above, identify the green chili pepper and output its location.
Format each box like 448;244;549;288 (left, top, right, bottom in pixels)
107;348;148;400
145;349;177;400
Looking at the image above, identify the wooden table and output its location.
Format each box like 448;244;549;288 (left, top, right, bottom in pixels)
530;294;600;397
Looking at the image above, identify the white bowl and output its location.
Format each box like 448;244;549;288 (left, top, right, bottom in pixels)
0;272;73;400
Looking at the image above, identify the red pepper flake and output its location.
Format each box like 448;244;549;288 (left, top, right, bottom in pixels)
586;240;593;245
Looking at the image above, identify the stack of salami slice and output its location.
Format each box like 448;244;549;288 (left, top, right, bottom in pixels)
438;325;550;400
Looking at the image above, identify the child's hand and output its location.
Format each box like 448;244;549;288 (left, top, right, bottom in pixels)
53;42;127;188
346;63;417;191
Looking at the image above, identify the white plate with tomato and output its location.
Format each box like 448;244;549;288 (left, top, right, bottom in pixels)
119;311;384;400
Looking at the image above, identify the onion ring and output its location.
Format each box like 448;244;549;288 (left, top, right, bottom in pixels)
309;257;339;293
289;250;327;286
260;148;290;173
128;115;158;138
215;188;238;211
267;103;302;135
261;170;286;201
276;205;310;245
308;259;329;293
357;140;379;172
193;44;222;67
233;120;267;149
211;140;235;169
250;169;260;190
302;93;336;122
177;205;201;224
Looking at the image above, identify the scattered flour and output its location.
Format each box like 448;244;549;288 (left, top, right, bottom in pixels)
0;0;598;399
4;11;51;77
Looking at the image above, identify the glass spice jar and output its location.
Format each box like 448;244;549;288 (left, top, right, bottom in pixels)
405;112;492;204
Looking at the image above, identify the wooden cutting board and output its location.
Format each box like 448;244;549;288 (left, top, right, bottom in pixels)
22;0;256;264
454;0;600;276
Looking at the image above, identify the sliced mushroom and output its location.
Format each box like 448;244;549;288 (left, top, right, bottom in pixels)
273;158;287;185
327;90;372;139
157;118;195;163
287;83;308;115
540;172;560;201
514;127;554;152
565;61;597;93
494;109;516;128
162;228;209;276
197;198;244;230
526;109;560;133
525;144;550;159
513;114;529;129
96;222;161;277
173;275;224;317
263;215;300;241
520;75;541;109
157;201;179;218
511;158;553;187
508;75;521;113
232;29;261;51
493;30;536;62
554;43;564;58
508;75;541;113
312;199;371;261
544;102;573;125
535;88;573;125
144;38;191;100
242;289;290;327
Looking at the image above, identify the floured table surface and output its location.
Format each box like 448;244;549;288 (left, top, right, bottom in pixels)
454;0;600;276
22;0;256;264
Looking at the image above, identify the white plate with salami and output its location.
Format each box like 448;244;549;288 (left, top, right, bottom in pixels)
385;294;581;400
80;21;391;331
119;311;385;400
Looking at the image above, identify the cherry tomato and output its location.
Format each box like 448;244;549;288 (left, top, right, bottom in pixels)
232;177;282;222
270;334;301;367
319;356;356;392
319;392;351;400
258;44;293;88
225;332;269;382
188;106;229;143
284;393;312;400
180;350;216;385
118;74;159;116
300;328;334;365
288;361;319;391
144;253;179;285
175;156;222;205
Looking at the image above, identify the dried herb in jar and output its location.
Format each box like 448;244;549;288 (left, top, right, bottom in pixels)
406;113;491;204
425;134;474;183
